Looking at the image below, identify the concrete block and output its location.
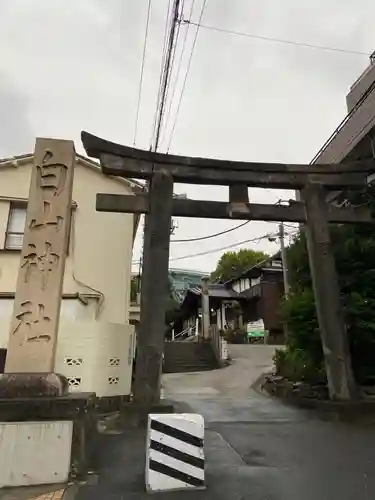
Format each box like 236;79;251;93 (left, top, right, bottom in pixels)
0;420;73;487
146;413;205;492
0;373;69;398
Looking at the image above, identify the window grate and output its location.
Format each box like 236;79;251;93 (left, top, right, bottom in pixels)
67;377;82;387
108;377;119;385
65;357;83;366
109;357;120;366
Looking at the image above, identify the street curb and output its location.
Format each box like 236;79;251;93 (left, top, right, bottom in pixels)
62;484;79;500
263;378;375;421
250;371;274;397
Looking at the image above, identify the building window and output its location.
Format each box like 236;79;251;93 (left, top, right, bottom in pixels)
0;298;15;318
3;202;73;252
5;203;26;250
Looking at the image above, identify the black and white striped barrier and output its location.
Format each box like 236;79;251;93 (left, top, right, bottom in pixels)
146;413;205;493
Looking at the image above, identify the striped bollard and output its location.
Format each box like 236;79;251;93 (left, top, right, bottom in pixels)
146;413;205;493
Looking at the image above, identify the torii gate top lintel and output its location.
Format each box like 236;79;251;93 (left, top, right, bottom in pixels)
81;131;375;190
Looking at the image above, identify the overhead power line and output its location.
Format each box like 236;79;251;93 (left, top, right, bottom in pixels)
133;225;299;265
133;0;153;146
171;220;250;242
161;3;184;122
149;0;173;149
133;231;278;265
160;0;197;146
140;0;180;285
184;21;371;57
166;0;208;151
169;229;299;262
152;0;181;152
170;233;272;261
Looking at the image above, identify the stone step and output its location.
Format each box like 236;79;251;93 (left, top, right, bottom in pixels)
163;341;218;374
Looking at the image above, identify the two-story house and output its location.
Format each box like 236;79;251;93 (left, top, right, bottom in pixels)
174;253;285;342
0;151;141;398
227;253;284;341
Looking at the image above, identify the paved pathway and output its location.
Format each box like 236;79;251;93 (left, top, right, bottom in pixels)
74;344;375;498
162;344;277;398
161;345;375;499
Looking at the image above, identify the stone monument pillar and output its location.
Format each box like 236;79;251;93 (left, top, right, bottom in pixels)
0;139;97;487
5;138;75;374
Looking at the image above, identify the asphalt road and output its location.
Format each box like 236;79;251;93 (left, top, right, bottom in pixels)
76;345;375;500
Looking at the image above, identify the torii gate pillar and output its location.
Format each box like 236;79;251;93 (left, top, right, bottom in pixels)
133;171;174;406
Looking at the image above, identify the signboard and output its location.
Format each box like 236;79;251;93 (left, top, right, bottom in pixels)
246;319;267;338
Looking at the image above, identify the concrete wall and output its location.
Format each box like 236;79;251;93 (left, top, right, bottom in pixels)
346;62;375;113
0;157;134;327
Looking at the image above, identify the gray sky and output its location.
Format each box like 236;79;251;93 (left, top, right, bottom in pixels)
1;0;374;273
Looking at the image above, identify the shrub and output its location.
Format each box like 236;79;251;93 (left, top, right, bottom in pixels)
280;290;323;371
222;327;247;344
273;347;325;384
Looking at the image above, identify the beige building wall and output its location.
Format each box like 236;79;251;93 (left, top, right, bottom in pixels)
311;58;375;166
0;155;136;332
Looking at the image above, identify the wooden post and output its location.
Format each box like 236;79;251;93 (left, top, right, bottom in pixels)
201;276;210;340
229;185;249;203
5;138;75;373
133;170;173;406
302;183;357;400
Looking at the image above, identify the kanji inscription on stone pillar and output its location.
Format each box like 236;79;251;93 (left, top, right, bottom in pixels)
5;138;75;373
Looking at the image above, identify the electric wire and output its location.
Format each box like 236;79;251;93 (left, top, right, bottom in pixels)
160;0;196;146
156;0;185;147
153;0;181;152
166;0;208;151
132;231;277;265
169;233;273;261
149;0;173;148
133;0;152;146
184;21;371;56
171;220;250;242
133;226;299;265
141;0;181;277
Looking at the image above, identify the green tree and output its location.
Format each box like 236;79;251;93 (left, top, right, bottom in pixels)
211;248;269;282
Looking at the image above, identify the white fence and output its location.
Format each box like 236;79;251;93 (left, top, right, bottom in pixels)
210;325;228;365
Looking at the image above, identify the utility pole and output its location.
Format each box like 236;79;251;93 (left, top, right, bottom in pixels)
278;222;290;297
269;222;290;343
268;222;290;297
201;276;210;341
133;0;181;406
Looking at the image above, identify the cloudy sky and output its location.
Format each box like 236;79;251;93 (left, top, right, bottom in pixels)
1;0;374;273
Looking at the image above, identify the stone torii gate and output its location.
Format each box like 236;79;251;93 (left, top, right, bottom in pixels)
81;131;375;406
